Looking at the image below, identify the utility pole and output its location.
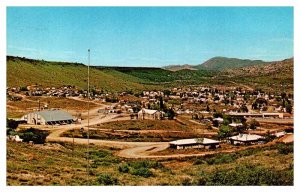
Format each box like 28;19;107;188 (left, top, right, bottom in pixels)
86;49;91;185
38;99;40;111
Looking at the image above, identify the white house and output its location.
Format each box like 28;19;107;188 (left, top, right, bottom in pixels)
213;117;224;123
229;134;264;145
137;108;164;120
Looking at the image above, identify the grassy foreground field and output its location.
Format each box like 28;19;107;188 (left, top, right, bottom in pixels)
7;141;293;186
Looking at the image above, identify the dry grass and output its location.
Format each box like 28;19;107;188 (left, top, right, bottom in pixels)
7;96;100;119
7;141;293;186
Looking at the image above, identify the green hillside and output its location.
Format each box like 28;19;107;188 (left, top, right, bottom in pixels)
196;57;267;71
7;56;293;93
7;56;160;92
7;56;214;91
119;68;214;84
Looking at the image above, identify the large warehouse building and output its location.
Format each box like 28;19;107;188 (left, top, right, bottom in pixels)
169;138;220;149
21;109;74;125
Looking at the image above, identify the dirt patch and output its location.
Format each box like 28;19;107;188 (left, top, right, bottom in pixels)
33;143;68;152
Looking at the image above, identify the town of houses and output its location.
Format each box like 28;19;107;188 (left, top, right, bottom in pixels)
7;84;293;117
7;84;293;149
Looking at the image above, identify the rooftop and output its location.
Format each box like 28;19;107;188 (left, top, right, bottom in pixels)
229;134;264;141
139;108;159;115
170;138;220;146
29;109;74;122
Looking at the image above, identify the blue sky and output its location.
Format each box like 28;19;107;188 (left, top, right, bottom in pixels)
7;7;293;67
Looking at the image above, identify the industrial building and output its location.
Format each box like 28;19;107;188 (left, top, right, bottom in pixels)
169;138;220;149
21;109;74;125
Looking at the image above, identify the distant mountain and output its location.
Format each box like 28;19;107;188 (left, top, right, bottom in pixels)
195;57;267;71
221;58;293;78
163;64;198;71
216;58;293;93
162;57;268;72
7;55;292;93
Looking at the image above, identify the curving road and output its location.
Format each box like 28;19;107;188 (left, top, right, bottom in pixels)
46;102;286;159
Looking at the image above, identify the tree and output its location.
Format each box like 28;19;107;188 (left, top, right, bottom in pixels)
163;90;171;96
6;118;19;136
206;105;210;112
19;128;49;144
213;112;223;118
218;125;233;140
240;104;249;113
166;108;175;120
159;96;164;110
7;118;19;129
249;119;260;130
212;120;219;127
285;103;292;114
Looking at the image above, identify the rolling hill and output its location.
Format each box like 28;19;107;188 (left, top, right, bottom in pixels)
6;56;160;92
215;58;294;93
7;56;293;93
195;57;267;71
162;64;198;71
7;56;216;91
163;57;268;71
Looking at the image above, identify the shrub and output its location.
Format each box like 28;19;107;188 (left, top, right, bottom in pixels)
206;154;237;165
193;158;207;165
206;164;293;186
96;173;119;185
276;143;293;155
130;167;153;178
19;128;49;144
181;177;193;186
128;160;162;169
118;163;130;173
89;150;110;158
7;118;19;129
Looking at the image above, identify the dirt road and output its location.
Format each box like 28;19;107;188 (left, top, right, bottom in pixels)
117;138;283;159
45;103;288;159
278;134;294;143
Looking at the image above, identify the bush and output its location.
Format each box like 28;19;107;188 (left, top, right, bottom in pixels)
130;167;153;178
7;118;19;129
20;86;28;91
276;143;293;155
206;164;293;186
128;160;162;169
118;163;130;173
193;158;207;165
206;154;237;165
96;173;119;185
19;128;49;144
181;177;193;186
89;150;110;158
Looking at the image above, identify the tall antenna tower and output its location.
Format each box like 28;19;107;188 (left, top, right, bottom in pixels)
86;49;91;185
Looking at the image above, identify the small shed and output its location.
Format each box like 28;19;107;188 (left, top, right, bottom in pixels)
229;122;243;128
213;117;224;123
169;138;220;149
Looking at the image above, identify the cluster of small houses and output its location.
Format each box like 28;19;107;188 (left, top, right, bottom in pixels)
8;85;293;149
7;84;293;115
